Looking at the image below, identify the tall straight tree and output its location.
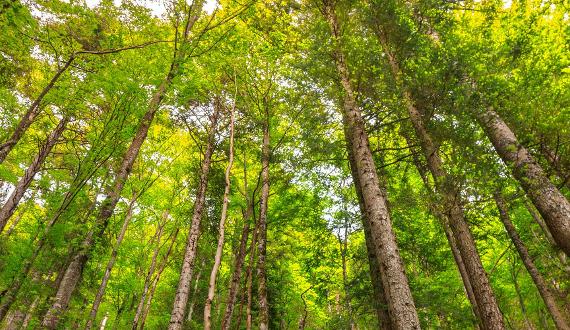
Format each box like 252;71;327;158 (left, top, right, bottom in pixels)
371;18;504;328
320;1;420;328
204;97;236;330
40;3;205;327
168;98;221;329
257;96;271;330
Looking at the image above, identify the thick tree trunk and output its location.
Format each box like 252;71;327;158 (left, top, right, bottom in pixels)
0;56;74;164
132;215;167;329
204;104;235;330
85;196;138;330
138;229;179;329
323;3;420;329
257;104;271;330
221;203;252;329
374;26;504;329
348;141;392;329
494;193;570;330
475;108;570;255
0;116;69;232
168;101;220;330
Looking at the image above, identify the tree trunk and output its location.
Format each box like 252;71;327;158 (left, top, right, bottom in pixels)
0;56;74;164
85;195;138;330
138;229;179;329
348;143;392;329
373;24;504;328
322;3;420;329
132;214;168;329
41;44;179;330
0;116;69;232
0;174;106;322
221;203;252;329
494;193;570;330
204;102;235;330
4;189;37;237
186;259;205;324
246;209;260;330
475;108;570;255
168;100;220;330
257;102;271;330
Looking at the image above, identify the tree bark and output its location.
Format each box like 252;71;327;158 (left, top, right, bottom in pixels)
0;116;69;232
257;102;271;330
494;193;570;330
132;213;168;329
475;108;570;255
0;56;74;164
372;23;504;328
85;195;138;330
322;2;420;329
41;40;180;329
138;229;179;330
168;99;220;330
221;199;252;329
204;102;236;330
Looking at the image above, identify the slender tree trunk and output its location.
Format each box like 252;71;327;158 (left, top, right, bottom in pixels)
246;211;260;330
204;103;236;330
0;116;69;232
539;142;570;188
4;190;37;237
168;100;220;330
85;195;138;330
21;296;39;328
403;130;482;325
494;193;570;330
138;229;179;330
475;108;570;255
0;56;74;164
511;263;535;330
221;207;252;330
41;46;179;330
132;215;168;329
322;3;420;328
338;218;354;328
0;172;107;322
186;259;205;324
257;103;271;330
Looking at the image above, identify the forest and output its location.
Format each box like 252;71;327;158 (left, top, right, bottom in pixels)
0;0;569;329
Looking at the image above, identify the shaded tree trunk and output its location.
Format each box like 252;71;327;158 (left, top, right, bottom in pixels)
221;202;252;329
494;193;570;330
204;103;235;330
85;195;138;330
132;214;168;329
0;116;69;232
186;259;205;324
257;102;271;330
0;56;74;164
246;209;260;330
475;108;570;255
138;229;179;329
168;99;220;330
322;2;420;328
